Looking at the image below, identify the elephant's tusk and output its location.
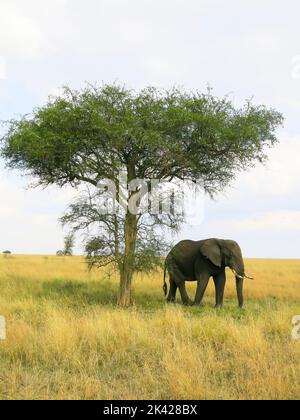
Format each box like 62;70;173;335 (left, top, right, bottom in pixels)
231;269;254;280
231;269;243;279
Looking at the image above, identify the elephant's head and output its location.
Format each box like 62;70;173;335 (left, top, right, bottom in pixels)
200;238;253;307
221;239;245;277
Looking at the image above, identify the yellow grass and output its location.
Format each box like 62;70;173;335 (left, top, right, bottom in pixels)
0;255;299;400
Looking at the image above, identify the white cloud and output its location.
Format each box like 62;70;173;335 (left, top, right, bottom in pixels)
0;176;77;254
0;0;67;61
228;134;300;197
225;211;300;232
0;4;41;60
0;56;6;79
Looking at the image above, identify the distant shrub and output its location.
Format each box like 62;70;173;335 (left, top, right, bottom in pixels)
63;233;75;256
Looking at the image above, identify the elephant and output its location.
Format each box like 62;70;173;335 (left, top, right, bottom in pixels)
163;238;253;308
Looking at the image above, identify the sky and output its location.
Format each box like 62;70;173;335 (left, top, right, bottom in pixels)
0;0;299;257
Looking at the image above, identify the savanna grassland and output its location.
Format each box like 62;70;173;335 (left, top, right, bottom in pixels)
0;255;299;400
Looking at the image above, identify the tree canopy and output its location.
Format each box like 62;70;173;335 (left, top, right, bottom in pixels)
1;84;283;193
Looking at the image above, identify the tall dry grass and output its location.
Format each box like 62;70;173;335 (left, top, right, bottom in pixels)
0;255;299;400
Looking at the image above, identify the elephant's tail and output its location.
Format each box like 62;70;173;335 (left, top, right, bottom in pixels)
163;262;168;296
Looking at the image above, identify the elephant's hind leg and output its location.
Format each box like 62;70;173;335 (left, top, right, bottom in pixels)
166;255;192;305
178;281;193;306
167;277;177;303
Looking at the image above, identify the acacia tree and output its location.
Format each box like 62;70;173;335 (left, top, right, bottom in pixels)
1;84;283;306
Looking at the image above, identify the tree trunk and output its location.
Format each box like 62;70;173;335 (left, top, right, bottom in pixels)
118;212;137;307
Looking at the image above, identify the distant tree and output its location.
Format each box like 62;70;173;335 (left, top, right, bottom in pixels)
56;250;64;256
1;84;283;306
2;250;12;254
62;233;75;256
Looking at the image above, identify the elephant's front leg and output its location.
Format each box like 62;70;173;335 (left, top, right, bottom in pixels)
213;270;226;308
194;274;210;306
178;281;193;306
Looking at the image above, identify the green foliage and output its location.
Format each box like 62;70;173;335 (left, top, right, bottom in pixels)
1;84;283;195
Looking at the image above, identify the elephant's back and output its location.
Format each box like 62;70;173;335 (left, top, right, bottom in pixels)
169;240;200;273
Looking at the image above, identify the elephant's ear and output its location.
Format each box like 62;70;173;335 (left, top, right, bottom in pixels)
201;239;222;267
